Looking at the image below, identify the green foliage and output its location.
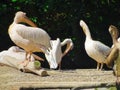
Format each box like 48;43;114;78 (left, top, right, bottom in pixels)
30;17;38;23
11;0;17;2
11;0;35;4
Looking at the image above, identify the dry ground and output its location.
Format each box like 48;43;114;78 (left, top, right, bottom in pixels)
0;65;116;90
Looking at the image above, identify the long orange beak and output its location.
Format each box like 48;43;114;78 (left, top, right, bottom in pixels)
32;54;44;61
23;16;37;27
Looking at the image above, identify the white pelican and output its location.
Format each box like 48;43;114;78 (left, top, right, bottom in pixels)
0;46;44;63
80;20;111;70
45;38;73;69
105;25;120;84
8;11;51;66
8;46;44;61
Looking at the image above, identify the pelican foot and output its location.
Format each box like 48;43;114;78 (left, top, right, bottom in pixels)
18;60;29;67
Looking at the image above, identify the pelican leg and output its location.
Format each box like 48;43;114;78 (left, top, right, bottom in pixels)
28;52;32;61
100;63;103;70
23;52;32;66
58;61;61;70
97;63;100;70
25;52;28;60
18;52;31;67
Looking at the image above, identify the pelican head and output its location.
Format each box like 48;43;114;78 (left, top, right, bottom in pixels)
80;20;92;39
80;20;85;28
80;20;88;35
109;25;119;41
14;11;37;27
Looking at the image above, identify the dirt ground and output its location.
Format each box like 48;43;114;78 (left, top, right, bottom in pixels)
0;65;116;90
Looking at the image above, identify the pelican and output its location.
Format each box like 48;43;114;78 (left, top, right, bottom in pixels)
0;46;44;62
8;11;51;66
9;46;44;61
105;25;120;83
45;38;73;69
80;20;111;70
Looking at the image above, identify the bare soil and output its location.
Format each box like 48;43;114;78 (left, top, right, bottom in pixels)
0;65;116;90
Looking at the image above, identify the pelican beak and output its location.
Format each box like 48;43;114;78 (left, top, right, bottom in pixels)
23;15;37;27
32;54;44;61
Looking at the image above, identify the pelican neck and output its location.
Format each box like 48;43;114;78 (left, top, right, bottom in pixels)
84;27;92;40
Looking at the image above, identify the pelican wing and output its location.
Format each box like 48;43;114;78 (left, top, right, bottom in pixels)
15;24;51;46
94;41;110;56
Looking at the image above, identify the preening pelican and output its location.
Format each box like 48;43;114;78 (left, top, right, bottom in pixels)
80;20;111;70
105;25;120;84
8;11;51;66
45;38;73;69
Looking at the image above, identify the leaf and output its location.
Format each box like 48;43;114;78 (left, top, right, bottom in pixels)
99;16;103;22
11;0;17;2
